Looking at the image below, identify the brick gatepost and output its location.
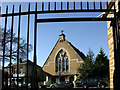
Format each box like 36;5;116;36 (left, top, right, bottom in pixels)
107;0;119;89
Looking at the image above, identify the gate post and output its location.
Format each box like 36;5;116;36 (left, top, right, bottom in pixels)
107;0;120;89
112;11;120;90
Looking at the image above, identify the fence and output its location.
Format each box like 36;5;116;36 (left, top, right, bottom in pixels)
1;1;120;89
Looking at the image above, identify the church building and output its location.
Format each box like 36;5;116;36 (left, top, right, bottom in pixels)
43;31;85;86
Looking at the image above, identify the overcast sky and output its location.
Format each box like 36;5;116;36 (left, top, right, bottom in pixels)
1;2;109;67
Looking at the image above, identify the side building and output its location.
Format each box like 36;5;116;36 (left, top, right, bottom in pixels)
5;59;46;86
43;32;85;86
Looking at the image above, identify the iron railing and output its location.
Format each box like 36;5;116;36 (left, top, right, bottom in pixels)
1;1;120;89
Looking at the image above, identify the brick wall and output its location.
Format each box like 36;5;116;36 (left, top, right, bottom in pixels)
107;0;119;89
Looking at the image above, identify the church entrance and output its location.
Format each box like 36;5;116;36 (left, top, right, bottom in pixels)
60;76;65;82
69;76;74;83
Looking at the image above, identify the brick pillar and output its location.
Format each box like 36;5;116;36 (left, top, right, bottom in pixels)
107;0;119;89
107;19;115;89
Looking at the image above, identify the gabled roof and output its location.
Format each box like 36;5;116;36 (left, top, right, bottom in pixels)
67;41;86;60
21;60;42;68
7;60;42;68
42;39;59;67
68;42;86;60
43;37;86;67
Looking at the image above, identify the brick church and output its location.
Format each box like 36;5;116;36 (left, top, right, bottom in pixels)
43;31;85;86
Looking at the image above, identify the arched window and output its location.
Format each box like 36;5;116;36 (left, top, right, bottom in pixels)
56;59;58;72
60;50;64;55
66;59;69;71
62;59;65;71
56;54;60;59
64;53;68;58
59;59;61;72
55;49;69;72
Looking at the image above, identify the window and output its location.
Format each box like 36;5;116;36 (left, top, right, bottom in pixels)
64;53;68;58
56;59;58;72
59;50;64;55
55;49;69;72
59;59;61;72
66;59;69;71
56;54;60;59
62;59;65;71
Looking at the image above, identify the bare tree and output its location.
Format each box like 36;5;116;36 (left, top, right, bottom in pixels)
0;28;32;62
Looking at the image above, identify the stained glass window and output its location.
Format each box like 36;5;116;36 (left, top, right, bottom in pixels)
62;59;65;71
59;59;61;72
55;49;69;72
66;59;69;71
56;59;58;72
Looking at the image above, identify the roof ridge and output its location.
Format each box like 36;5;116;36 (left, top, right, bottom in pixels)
42;39;60;67
67;41;86;60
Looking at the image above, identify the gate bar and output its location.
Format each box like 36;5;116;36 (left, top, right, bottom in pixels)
34;3;37;66
74;1;75;10
67;2;69;10
87;2;89;10
55;2;56;11
48;2;50;11
27;3;30;89
37;18;113;23
2;6;8;89
81;2;82;10
61;2;62;11
17;5;21;89
10;5;14;88
33;3;37;88
1;9;114;17
100;2;102;10
42;2;44;11
94;2;95;10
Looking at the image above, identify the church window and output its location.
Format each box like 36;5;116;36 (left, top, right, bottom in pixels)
66;59;69;71
56;59;58;72
64;53;68;58
62;59;65;71
60;50;64;55
57;54;60;59
59;59;61;72
55;49;69;72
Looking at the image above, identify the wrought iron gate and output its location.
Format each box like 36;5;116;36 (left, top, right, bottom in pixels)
1;1;120;89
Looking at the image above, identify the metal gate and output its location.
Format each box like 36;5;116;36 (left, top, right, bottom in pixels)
1;1;120;89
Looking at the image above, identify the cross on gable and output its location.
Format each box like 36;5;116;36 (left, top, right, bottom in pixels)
61;30;64;34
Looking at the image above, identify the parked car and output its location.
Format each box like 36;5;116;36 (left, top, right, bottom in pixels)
50;81;73;88
38;83;46;88
10;82;17;88
76;77;108;88
21;83;31;88
21;83;27;88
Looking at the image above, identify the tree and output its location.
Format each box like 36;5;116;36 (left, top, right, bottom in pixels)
77;48;109;81
77;48;94;78
93;48;109;79
0;28;32;62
